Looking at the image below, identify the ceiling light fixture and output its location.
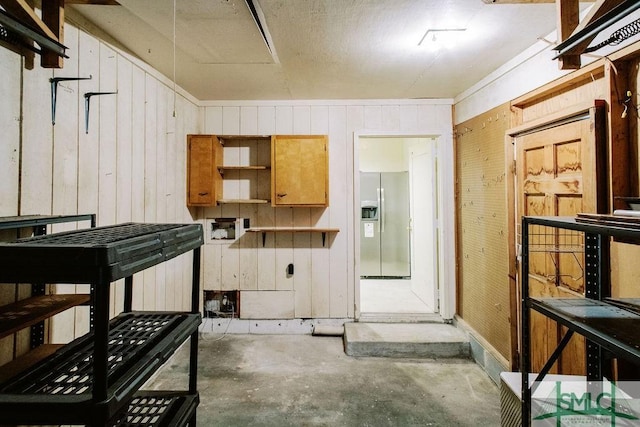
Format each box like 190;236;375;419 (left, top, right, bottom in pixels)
418;28;466;46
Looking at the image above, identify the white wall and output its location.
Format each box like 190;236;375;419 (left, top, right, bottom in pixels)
0;18;202;350
455;10;640;124
199;100;454;319
359;137;407;172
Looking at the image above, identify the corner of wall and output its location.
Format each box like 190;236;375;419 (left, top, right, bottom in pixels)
454;315;510;386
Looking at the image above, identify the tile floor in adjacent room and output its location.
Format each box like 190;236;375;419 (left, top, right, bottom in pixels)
146;334;501;426
360;279;434;313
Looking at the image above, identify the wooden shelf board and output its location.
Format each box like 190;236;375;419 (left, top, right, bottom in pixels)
217;199;270;204
0;344;64;384
247;227;339;247
246;227;340;233
0;294;90;340
219;166;270;171
218;135;271;144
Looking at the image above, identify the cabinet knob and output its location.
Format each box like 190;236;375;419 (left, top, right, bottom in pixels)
277;193;287;198
198;192;209;196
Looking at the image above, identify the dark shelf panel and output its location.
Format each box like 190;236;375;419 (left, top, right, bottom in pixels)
0;294;90;339
605;298;640;315
529;298;640;363
525;216;640;240
0;214;95;231
110;391;198;427
0;223;203;283
0;344;64;384
0;311;200;425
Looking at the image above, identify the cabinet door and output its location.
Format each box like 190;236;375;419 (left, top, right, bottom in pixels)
271;135;328;207
187;135;222;206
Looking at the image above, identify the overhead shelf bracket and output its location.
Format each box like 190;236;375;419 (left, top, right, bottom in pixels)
554;0;640;59
0;8;67;58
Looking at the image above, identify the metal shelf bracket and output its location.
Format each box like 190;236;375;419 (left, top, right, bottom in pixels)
50;75;92;125
84;91;118;134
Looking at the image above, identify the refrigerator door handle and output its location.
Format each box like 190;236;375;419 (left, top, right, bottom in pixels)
377;187;382;233
380;187;385;233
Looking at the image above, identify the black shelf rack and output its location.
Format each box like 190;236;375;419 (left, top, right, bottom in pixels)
0;214;96;348
0;222;203;426
520;216;640;425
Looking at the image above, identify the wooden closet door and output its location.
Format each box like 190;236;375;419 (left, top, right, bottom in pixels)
516;104;606;375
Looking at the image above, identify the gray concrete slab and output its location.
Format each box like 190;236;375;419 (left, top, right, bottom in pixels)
146;334;499;426
344;323;470;358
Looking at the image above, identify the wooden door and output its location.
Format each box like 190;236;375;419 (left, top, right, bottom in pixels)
516;104;606;375
271;135;328;207
187;135;222;206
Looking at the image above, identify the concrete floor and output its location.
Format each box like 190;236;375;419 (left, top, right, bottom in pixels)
147;334;500;426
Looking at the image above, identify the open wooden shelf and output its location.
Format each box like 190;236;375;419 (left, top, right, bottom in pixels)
0;344;64;384
246;227;340;246
0;294;90;340
217;199;270;204
218;166;270;172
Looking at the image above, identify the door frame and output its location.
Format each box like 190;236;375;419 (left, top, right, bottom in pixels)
353;131;456;320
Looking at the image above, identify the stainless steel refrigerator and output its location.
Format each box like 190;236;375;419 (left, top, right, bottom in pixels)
360;172;411;278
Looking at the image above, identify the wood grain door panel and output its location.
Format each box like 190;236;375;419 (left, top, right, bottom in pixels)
516;104;606;375
187;135;222;206
272;135;328;207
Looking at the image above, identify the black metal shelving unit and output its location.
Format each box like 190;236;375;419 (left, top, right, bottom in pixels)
0;214;96;349
0;222;203;426
520;215;640;425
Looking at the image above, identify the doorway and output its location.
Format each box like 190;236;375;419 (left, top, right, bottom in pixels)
357;136;439;319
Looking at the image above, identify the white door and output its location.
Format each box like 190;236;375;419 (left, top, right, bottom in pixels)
410;141;438;312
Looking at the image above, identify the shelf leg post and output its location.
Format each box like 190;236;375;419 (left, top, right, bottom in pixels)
262;232;266;247
521;217;531;426
30;224;48;349
93;280;110;403
584;232;611;391
124;276;133;313
322;232;326;247
189;247;201;393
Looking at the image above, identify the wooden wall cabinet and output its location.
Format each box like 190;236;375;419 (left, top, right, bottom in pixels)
187;134;328;207
187;135;223;206
271;135;328;207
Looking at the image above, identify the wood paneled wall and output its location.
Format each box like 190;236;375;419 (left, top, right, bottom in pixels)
0;20;201;362
1;19;454;365
455;104;511;362
199;101;453;319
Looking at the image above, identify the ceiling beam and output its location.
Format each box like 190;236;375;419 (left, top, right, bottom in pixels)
0;0;59;40
64;0;120;4
482;0;553;3
555;0;640;61
557;0;581;69
482;0;594;3
0;0;68;68
556;0;621;69
41;0;64;68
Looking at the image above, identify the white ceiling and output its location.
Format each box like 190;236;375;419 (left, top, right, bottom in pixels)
68;0;586;101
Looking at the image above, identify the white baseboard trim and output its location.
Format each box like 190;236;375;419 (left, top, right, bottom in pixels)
198;317;351;335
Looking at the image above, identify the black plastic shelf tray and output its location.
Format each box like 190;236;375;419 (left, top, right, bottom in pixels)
110;391;199;427
0;223;203;283
0;311;200;425
529;298;640;362
0;214;95;230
